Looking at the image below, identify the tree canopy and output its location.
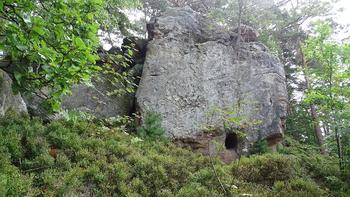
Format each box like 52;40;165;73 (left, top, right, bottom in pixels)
0;0;139;111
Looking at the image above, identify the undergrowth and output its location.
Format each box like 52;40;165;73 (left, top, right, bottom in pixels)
0;112;348;196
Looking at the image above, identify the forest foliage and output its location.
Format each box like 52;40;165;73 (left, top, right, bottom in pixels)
0;0;139;111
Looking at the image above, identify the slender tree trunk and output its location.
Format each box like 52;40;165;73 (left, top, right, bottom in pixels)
235;0;243;58
143;4;148;39
309;104;326;153
335;126;343;169
299;42;326;154
327;59;344;169
323;124;330;136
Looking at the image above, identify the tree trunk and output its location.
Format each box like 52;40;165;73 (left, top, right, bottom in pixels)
309;104;326;154
299;42;326;154
235;0;243;58
335;126;343;169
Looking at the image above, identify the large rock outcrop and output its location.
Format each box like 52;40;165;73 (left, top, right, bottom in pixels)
0;69;27;115
136;7;288;159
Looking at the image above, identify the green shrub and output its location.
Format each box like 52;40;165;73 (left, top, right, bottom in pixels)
279;136;347;193
176;183;214;197
250;139;271;155
231;154;299;186
0;111;47;163
0;112;212;196
137;111;166;139
273;178;326;197
0;113;346;196
0;151;36;196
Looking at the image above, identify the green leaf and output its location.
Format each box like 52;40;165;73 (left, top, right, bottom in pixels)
0;0;140;113
0;2;3;12
74;37;86;49
51;101;61;112
16;44;28;51
86;13;94;20
131;137;143;144
32;26;45;36
54;25;65;39
14;72;22;84
68;66;80;73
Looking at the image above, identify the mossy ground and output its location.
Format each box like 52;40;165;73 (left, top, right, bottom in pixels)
0;112;348;196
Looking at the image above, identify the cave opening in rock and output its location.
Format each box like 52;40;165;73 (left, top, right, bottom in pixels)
225;132;238;150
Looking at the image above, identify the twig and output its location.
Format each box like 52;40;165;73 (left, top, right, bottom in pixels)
208;141;228;196
23;166;49;173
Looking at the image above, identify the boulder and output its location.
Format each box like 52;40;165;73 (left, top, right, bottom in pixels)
136;7;288;160
24;37;147;120
61;74;134;118
0;69;27;116
60;38;147;118
24;74;135;119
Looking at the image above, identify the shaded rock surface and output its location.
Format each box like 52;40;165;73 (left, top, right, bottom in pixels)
174;132;239;164
62;37;147;118
136;7;288;156
23;93;48;119
61;75;134;118
24;74;135;119
0;69;27;115
24;37;148;119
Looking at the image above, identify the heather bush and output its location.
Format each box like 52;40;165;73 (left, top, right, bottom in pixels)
231;154;299;186
272;178;325;197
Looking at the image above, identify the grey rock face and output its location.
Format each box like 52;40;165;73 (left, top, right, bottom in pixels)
61;75;134;118
0;69;27;115
136;7;288;151
24;74;134;119
24;36;147;120
60;37;146;118
23;90;50;119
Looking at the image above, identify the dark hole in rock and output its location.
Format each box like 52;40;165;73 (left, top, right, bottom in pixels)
225;132;238;150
